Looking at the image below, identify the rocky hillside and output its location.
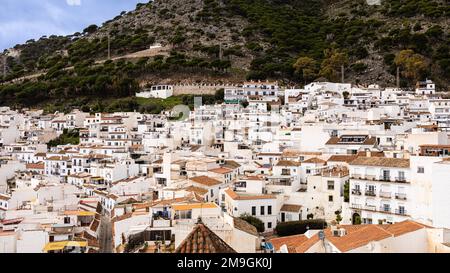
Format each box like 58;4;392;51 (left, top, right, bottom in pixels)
0;0;449;110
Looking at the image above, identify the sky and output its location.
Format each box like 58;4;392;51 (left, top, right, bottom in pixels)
0;0;147;51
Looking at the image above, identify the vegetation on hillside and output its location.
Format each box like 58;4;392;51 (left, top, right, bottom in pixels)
0;0;448;111
47;128;80;148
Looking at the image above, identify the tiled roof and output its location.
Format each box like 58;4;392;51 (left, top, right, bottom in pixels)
380;220;430;237
326;136;377;146
292;220;430;253
327;155;358;163
190;176;222;186
26;162;45;170
224;188;275;201
0;194;11;201
209;167;233;174
175;223;237;253
280;204;302;212
270;234;309;251
350;156;410;168
302;157;326;164
275;160;301;167
233;217;258;237
184;186;208;196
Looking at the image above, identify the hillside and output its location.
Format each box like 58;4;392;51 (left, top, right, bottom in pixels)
0;0;449;111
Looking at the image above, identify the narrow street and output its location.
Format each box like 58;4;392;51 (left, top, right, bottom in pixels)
99;215;113;253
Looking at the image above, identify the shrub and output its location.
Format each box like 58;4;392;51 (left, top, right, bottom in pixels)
275;219;327;236
240;214;265;233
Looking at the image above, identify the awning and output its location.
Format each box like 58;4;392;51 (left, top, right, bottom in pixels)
64;210;96;217
43;241;88;252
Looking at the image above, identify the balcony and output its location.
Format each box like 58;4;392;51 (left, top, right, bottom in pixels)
351;204;362;210
351;189;361;195
395;193;407;200
379;176;391;182
351;174;409;184
365;190;376;197
379;206;391;213
151;219;173;228
267;177;293;186
395;209;407;216
379;191;391;198
365;205;377;211
395;177;407;183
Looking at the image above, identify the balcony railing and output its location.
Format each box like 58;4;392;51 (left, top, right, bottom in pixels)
351;175;409;184
365;190;376;197
395;209;407;216
395;177;407;183
379;176;391;182
379;191;391;198
365;205;377;211
351;189;361;195
351;204;362;210
395;193;407;200
379;206;391;213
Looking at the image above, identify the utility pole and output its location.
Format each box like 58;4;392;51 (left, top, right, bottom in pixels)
107;34;111;60
341;65;345;83
2;56;6;79
219;43;223;61
396;66;400;88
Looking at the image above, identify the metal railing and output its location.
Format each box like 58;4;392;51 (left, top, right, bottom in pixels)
365;190;376;197
395;209;407;215
395;193;407;200
365;205;377;211
379;191;391;198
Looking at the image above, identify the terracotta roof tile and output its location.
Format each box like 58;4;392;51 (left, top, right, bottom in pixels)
190;176;222;186
350;157;409;168
175;223;237;253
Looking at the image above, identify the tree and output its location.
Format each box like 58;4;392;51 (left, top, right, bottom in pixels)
275;219;327;236
293;56;317;83
83;24;98;35
335;210;343;224
319;48;349;82
240;100;249;108
394;49;428;82
343;181;350;202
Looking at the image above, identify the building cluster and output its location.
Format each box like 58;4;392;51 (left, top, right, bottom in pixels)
0;79;450;253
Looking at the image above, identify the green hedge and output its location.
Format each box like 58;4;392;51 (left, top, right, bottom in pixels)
275;219;327;236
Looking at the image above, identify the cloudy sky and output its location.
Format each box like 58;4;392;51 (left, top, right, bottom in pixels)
0;0;146;51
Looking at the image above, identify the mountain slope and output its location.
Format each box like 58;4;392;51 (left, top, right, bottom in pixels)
0;0;449;110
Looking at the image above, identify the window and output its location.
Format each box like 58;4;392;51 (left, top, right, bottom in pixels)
327;180;334;190
417;167;424;173
398;171;405;181
176;210;192;220
268;206;272;215
328;195;333;202
268;222;272;229
260;206;265;215
210;189;214;197
251;206;256;216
